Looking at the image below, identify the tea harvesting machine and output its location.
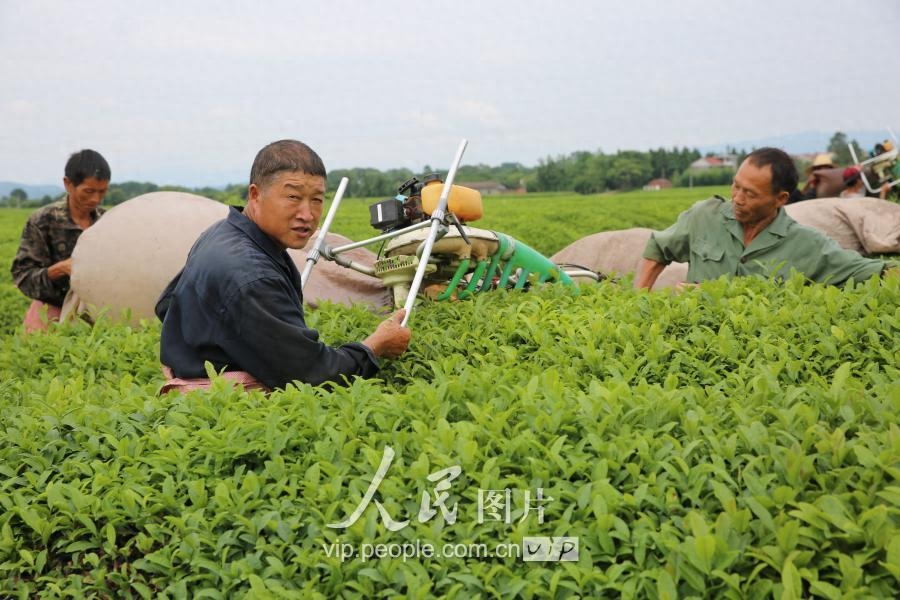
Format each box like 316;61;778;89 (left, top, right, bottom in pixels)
299;140;597;325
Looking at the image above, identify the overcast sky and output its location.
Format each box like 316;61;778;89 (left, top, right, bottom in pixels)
2;0;899;186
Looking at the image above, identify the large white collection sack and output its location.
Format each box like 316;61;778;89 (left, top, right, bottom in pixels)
784;197;900;255
550;228;688;289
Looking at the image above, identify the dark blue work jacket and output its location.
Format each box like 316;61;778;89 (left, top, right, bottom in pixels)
156;207;378;390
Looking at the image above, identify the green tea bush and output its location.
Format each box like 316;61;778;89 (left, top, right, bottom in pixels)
0;209;31;336
1;273;898;598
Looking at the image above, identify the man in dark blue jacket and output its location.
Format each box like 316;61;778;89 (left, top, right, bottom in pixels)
156;140;410;391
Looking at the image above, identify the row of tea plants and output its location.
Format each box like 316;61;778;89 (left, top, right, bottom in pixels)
1;273;898;597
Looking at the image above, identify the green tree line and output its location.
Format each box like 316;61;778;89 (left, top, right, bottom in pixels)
2;132;872;205
0;182;249;208
326;162;534;198
327;147;718;197
1;146;716;206
532;147;711;194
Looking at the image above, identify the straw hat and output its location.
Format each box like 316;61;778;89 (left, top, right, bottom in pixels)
812;153;834;168
807;153;834;174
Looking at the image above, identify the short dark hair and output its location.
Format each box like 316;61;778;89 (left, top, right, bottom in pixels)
65;149;111;187
744;147;798;196
250;140;326;188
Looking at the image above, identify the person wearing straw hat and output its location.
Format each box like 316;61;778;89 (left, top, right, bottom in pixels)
155;139;410;392
796;152;837;201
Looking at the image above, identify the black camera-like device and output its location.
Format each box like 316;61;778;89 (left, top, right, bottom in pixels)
369;198;405;231
368;173;442;232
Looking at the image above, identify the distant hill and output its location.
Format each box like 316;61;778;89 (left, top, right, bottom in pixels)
700;130;892;156
0;181;64;199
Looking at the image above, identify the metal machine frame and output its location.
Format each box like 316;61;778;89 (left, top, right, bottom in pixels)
849;128;900;196
300;139;593;324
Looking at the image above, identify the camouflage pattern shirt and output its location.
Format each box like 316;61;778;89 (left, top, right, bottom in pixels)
10;198;105;306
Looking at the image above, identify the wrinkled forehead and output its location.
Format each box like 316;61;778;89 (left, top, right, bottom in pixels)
737;159;772;183
264;170;326;193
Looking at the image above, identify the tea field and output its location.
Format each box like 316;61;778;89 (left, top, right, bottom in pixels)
1;188;899;598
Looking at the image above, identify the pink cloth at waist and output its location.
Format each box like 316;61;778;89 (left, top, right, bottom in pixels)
160;366;270;394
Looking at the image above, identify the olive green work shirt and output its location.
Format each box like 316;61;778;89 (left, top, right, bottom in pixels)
643;196;885;286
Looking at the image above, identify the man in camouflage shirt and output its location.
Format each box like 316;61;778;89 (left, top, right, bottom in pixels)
11;149;110;331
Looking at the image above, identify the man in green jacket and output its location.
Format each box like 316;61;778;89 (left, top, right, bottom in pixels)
635;147;892;289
